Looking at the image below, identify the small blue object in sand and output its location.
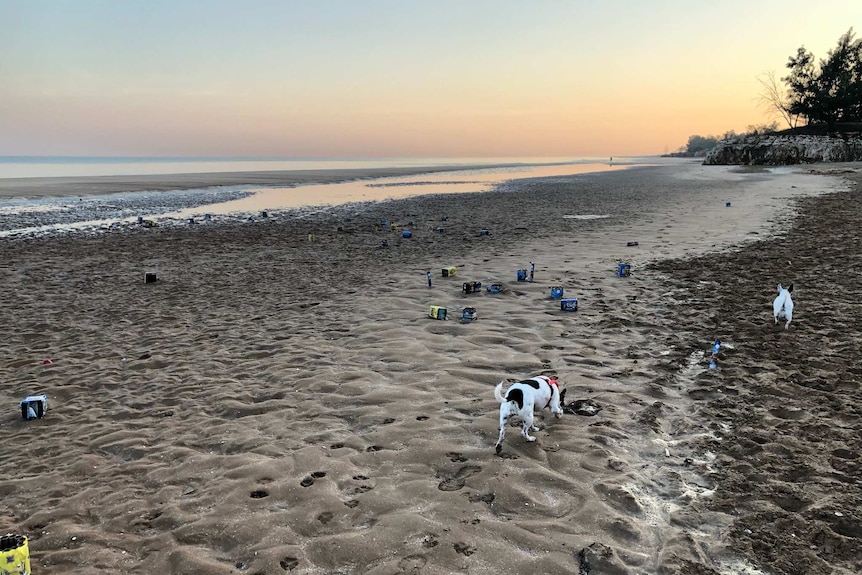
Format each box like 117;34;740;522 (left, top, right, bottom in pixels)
461;307;477;322
436;227;445;233
726;202;732;207
204;213;212;221
517;269;528;282
712;340;721;355
486;283;504;294
260;211;268;218
380;219;388;227
402;230;412;238
560;298;578;312
550;286;564;299
20;395;48;420
479;229;488;236
617;262;632;277
709;339;721;369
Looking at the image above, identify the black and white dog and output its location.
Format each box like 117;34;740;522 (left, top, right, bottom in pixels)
773;283;794;329
494;375;566;453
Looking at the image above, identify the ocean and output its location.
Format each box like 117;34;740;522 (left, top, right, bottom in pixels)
0;156;619;179
0;156;671;238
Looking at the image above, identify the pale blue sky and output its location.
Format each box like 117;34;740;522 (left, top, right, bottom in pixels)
1;1;859;157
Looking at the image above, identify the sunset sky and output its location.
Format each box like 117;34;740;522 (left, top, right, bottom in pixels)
1;1;860;158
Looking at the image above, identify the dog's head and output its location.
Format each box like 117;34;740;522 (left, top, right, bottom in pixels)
543;376;566;403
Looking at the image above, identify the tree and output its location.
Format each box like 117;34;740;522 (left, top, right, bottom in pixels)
785;46;819;124
757;70;799;129
783;28;862;127
686;134;719;154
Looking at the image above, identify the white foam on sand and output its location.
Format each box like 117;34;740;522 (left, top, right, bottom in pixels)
562;214;611;219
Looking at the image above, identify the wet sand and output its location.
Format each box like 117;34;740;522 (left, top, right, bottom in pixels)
0;164;533;199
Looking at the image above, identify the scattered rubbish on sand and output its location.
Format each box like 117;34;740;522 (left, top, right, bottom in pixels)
563;399;601;416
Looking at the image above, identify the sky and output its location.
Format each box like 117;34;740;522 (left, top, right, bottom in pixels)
1;0;860;158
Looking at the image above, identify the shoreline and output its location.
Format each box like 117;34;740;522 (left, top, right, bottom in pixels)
1;162;858;574
0;160;649;199
0;166;500;198
0;160;661;239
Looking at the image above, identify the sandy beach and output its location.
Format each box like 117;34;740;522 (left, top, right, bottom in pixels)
1;161;860;575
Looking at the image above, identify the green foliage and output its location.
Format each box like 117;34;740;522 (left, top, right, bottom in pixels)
744;122;779;136
784;28;862;127
686;134;719;154
683;123;780;154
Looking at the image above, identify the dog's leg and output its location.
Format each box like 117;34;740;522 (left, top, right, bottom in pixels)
521;410;537;442
495;404;510;453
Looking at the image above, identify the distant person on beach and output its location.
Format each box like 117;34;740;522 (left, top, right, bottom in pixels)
529;261;535;282
427;271;432;288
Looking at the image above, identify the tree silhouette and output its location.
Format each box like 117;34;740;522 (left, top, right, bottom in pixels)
783;29;862;128
757;70;799;129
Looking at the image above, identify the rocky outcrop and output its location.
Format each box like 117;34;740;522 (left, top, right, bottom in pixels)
703;134;862;165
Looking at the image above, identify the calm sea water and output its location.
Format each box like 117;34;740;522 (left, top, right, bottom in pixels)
0;156;619;179
0;156;672;237
167;161;639;217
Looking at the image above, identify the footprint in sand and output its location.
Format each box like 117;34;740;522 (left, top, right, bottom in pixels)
398;554;427;573
279;556;299;571
467;492;495;504
437;464;482;491
453;542;476;556
249;490;269;499
317;511;334;524
446;452;467;462
495;451;519;460
300;471;326;487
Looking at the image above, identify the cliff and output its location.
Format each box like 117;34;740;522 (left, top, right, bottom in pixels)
703;134;862;165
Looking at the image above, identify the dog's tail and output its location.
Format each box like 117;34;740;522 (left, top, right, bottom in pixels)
494;381;506;404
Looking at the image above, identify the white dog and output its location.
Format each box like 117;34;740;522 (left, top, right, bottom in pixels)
494;375;565;453
773;283;794;329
